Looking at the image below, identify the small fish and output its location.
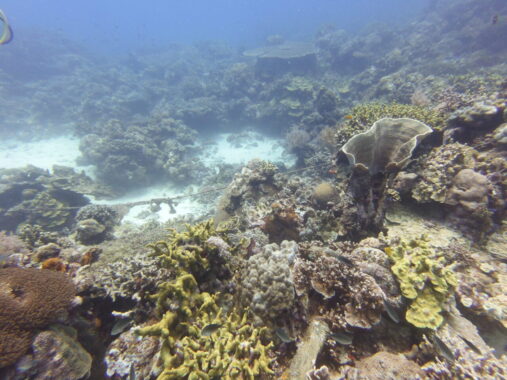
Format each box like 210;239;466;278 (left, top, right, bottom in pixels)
329;331;353;345
461;336;482;355
432;335;455;363
383;298;400;324
201;323;222;336
246;238;256;259
384;216;401;225
0;9;13;45
492;14;499;25
275;327;294;343
344;115;353;120
111;317;133;336
128;363;136;380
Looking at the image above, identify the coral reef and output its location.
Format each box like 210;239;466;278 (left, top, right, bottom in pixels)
335;103;445;148
134;220;275;379
0;166;90;232
240;240;297;325
293;253;384;330
3;324;92;380
78;116;204;191
0;267;76;368
385;236;457;329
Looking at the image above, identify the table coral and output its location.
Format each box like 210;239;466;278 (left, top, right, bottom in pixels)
385;236;457;329
335;102;446;147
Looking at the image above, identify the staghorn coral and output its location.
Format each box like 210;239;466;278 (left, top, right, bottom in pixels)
385;236;457;329
420;321;507;379
135;220;275;379
0;267;76;368
240;240;297;325
293;253;384;330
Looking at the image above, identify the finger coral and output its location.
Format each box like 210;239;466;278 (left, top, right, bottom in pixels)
135;220;275;379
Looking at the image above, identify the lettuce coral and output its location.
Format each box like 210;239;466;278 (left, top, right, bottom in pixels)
385;236;457;329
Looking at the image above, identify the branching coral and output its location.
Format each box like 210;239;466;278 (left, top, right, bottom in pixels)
385;236;457;329
135;220;275;379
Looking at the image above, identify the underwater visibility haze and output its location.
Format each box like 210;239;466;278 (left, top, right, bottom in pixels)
0;0;506;379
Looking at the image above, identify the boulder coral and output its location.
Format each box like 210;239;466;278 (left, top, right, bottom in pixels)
241;241;297;325
0;267;76;368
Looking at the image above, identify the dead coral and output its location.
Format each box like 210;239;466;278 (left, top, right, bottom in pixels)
0;267;76;368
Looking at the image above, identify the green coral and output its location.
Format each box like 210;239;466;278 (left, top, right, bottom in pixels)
137;220;274;379
385;236;457;329
337;102;446;146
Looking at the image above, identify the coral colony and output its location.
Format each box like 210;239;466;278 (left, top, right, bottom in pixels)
1;0;507;379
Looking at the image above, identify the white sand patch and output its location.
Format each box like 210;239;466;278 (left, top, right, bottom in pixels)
0;135;94;174
95;182;206;225
0;130;294;226
201;131;296;167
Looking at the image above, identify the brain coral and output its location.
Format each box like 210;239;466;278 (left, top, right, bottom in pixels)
0;267;76;368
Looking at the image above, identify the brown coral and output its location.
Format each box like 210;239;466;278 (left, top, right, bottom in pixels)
293;254;384;330
0;267;76;368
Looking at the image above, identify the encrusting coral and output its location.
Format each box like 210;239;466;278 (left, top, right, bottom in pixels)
135;220;275;379
385;236;457;329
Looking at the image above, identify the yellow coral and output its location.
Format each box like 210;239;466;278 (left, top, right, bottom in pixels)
386;236;457;329
137;220;274;379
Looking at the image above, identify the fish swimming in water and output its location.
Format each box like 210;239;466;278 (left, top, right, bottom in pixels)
329;331;353;345
0;9;13;45
201;323;222;336
275;327;294;343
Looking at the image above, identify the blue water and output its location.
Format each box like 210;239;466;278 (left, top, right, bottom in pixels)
1;0;430;55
